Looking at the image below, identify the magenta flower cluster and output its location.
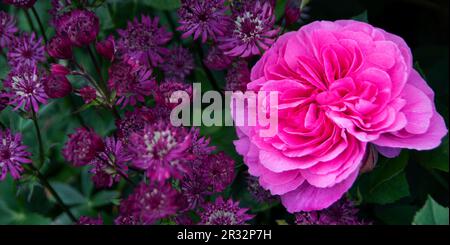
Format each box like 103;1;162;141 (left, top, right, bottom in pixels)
1;0;445;226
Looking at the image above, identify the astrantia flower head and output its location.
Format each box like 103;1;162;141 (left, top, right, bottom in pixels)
220;0;279;57
199;197;254;225
46;35;73;59
89;137;132;188
154;80;193;109
7;32;45;69
186;128;215;159
0;11;18;48
225;60;250;91
96;36;116;61
115;182;180;225
4;65;48;112
246;175;278;203
177;0;231;43
78;86;97;104
181;171;208;210
204;45;233;70
129;120;192;182
201;152;235;193
63;128;104;166
55;9;99;47
77;216;103;225
49;0;73;26
233;20;448;213
115;108;151;143
108;58;155;107
2;0;37;8
295;198;369;225
43;72;73;99
161;46;195;81
0;130;31;181
117;15;172;67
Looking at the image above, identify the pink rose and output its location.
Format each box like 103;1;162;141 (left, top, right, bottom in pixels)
233;20;447;212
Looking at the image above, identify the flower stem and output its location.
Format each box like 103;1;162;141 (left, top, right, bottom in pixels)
29;108;77;222
196;42;222;93
31;6;48;44
87;45;104;84
24;9;37;33
27;164;77;222
31;108;45;166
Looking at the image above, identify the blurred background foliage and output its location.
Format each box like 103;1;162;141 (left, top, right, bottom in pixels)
0;0;448;225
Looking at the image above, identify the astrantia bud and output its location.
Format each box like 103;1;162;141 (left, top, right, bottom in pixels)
47;35;73;59
96;36;115;61
3;0;37;8
63;128;104;166
55;9;99;47
43;74;73;99
78;86;97;104
285;0;301;26
50;64;71;76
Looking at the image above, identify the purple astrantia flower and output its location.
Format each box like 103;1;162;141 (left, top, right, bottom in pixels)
46;35;73;59
96;36;116;61
199;197;254;225
115;108;153;143
49;0;73;25
161;46;195;81
229;0;276;14
154;80;193;109
108;58;155;107
295;198;370;225
220;1;279;57
7;33;45;69
201;152;235;193
77;216;103;225
117;15;172;67
89;137;132;188
55;9;99;47
43;72;73;99
0;11;18;48
186;128;215;159
225;60;250;91
177;0;231;43
115;182;180;225
63;128;104;167
246;175;278;203
181;170;208;210
204;45;233;70
78;86;97;104
0;130;31;181
2;0;37;8
129;120;192;182
3;65;48;112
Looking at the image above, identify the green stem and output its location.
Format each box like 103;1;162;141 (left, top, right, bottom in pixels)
196;42;222;93
87;45;105;84
31;108;45;166
24;9;36;33
29;108;77;222
27;164;77;222
31;6;48;44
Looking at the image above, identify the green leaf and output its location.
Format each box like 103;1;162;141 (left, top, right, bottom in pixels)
358;152;410;204
365;173;410;204
352;10;368;23
50;182;87;206
416;136;449;172
374;204;418;225
413;196;449;225
12;213;52;225
0;200;16;224
143;0;180;10
90;191;120;207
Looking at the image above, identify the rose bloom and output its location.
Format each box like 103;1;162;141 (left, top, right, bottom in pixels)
233;20;447;212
